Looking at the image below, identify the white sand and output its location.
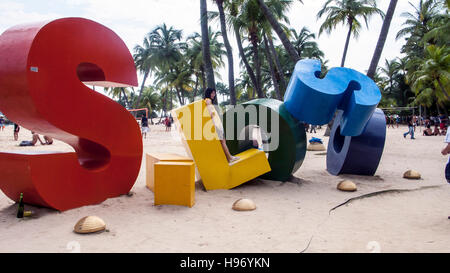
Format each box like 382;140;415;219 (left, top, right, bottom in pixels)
0;123;449;253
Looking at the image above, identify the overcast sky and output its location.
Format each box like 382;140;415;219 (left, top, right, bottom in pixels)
0;0;421;88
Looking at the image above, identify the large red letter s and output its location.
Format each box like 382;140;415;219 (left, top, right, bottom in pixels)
0;18;142;211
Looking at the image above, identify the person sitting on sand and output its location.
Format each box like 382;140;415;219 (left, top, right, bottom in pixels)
433;125;441;136
204;87;239;164
423;125;433;136
19;131;44;146
43;135;53;145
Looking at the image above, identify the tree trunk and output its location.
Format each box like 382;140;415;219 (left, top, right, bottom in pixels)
170;89;173;111
250;30;264;98
201;0;215;89
192;74;199;102
234;25;259;98
256;0;300;62
341;18;353;67
175;88;183;105
135;70;149;108
121;88;130;108
201;66;206;93
437;77;450;100
217;0;236;105
263;33;281;100
162;90;167;117
367;0;398;79
267;34;287;96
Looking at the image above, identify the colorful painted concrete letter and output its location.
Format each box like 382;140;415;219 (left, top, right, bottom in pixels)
172;100;271;190
284;59;381;136
223;99;306;181
0;18;142;211
327;109;386;176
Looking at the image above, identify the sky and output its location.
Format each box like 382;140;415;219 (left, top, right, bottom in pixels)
0;0;421;90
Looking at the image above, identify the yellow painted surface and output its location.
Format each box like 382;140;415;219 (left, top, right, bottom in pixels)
146;153;193;192
172;100;271;190
154;161;195;207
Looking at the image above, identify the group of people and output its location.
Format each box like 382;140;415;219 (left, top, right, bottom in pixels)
8;122;53;146
139;113;174;139
400;114;449;139
386;115;400;128
164;116;172;132
19;131;53;146
303;123;320;134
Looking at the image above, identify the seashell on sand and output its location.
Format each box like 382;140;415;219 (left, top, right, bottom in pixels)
74;216;106;234
403;170;421;179
337;180;357;192
232;199;256;211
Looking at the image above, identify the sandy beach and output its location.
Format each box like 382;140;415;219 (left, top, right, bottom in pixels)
0;123;449;253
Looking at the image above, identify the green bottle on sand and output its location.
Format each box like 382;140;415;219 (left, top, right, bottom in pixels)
17;193;24;218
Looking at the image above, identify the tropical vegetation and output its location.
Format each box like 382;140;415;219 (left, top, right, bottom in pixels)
102;0;448;120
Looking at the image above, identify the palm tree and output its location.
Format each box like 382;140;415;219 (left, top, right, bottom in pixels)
291;27;325;60
410;45;450;101
367;0;398;79
317;0;384;67
236;0;265;98
201;0;216;89
186;30;226;100
380;58;400;95
147;23;185;70
215;0;236;105
224;0;260;98
133;36;152;108
140;86;161;122
396;0;440;42
263;32;281;99
134;24;185;108
256;0;301;62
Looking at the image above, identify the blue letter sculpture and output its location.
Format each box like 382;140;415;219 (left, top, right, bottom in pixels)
326;108;387;176
283;59;381;136
224;59;386;178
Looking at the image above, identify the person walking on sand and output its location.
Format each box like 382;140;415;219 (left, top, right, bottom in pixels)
13;123;20;141
440;126;450;219
0;116;4;131
164;116;170;132
204;87;239;164
403;115;416;139
141;113;149;139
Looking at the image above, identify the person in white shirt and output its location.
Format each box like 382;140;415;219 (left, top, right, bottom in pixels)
440;127;450;220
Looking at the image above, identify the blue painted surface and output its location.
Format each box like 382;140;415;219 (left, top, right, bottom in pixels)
283;59;381;136
326;108;386;176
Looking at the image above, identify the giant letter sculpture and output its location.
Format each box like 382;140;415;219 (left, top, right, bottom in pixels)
283;59;381;136
0;18;142;211
327;109;386;176
223;99;306;181
172;100;271;190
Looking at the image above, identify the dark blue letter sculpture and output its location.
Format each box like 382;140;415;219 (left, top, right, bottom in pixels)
327;108;387;176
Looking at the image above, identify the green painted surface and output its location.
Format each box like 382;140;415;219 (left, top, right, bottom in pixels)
223;99;306;181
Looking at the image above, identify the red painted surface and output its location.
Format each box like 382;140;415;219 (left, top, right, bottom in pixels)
0;18;142;211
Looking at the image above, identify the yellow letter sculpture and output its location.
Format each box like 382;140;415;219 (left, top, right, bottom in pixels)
172;100;271;190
